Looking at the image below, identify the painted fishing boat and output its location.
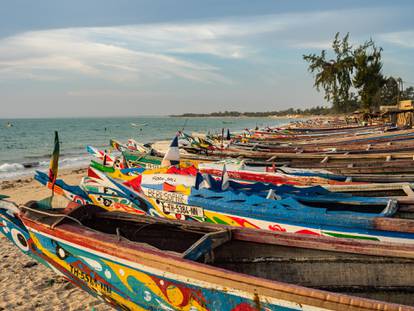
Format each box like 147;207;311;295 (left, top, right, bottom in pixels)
139;183;414;244
38;131;414;243
122;150;206;170
110;139;152;153
93;136;364;188
138;144;414;183
183;127;414;158
86;160;414;204
182;143;414;159
196;159;414;188
92;153;368;190
244;126;407;143
230;138;414;155
198;159;347;181
233;128;414;147
110;136;202;169
122;150;164;169
120;147;349;182
37;164;407;214
35;165;414;244
1;197;414;310
122;151;209;169
254;158;414;176
240;153;414;184
86;146;124;169
197;162;360;186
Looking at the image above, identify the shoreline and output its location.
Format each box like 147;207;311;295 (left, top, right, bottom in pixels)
1;166;87;204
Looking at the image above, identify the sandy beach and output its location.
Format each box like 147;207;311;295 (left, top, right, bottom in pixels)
0;140;172;311
0;167;113;311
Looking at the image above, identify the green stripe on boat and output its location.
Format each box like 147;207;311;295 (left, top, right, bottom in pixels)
323;231;380;241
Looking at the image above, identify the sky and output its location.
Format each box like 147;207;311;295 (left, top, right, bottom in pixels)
1;0;414;117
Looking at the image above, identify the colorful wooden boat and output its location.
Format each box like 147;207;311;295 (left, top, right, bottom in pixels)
123;145;414;183
1;197;414;310
34;167;414;244
182;128;414;159
122;149;207;170
197;162;360;186
140;183;414;244
90;137;368;188
86;146;124;168
110;138;151;153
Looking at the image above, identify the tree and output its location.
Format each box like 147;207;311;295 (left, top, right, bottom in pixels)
303;33;355;113
380;77;400;106
353;39;386;111
402;86;414;101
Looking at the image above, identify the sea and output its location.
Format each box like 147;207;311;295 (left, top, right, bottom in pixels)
0;116;294;180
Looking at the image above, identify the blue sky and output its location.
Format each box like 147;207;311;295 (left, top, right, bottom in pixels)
1;0;413;117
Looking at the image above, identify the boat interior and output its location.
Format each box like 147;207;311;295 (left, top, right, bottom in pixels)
21;200;414;306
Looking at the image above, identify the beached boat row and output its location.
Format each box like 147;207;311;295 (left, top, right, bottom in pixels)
2;119;414;309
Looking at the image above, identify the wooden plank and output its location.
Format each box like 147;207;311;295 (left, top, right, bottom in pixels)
327;183;410;192
321;156;329;164
402;184;414;197
373;217;414;233
182;229;232;260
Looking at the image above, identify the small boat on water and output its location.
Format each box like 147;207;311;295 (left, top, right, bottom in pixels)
130;122;148;128
1;196;414;310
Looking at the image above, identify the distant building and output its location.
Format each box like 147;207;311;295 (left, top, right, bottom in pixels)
381;100;414;127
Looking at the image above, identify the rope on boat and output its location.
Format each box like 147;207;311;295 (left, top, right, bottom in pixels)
19;205;83;228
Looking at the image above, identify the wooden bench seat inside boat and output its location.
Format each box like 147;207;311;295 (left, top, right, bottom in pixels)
22;201;232;260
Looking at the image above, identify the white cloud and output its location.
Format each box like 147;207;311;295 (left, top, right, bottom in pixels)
0;27;233;83
378;31;414;48
0;6;410;85
289;40;332;50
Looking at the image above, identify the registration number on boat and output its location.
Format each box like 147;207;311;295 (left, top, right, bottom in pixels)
162;202;204;218
145;163;161;169
145;188;187;204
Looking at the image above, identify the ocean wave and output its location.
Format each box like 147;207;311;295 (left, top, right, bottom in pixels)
0;163;25;172
0;154;92;180
60;156;91;166
24;150;86;160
